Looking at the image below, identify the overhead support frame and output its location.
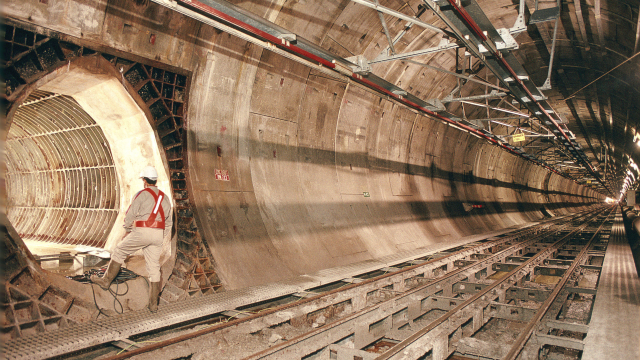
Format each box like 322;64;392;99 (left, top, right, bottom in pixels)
350;0;445;35
151;0;583;185
369;39;458;64
421;0;610;194
373;0;397;56
373;4;429;62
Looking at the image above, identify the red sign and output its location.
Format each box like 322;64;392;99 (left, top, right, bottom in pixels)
215;169;230;181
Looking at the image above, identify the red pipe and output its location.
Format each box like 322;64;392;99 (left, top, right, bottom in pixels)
446;0;488;41
441;0;599;178
177;0;336;69
176;0;568;179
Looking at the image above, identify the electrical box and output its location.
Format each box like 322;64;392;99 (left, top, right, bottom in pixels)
627;190;636;206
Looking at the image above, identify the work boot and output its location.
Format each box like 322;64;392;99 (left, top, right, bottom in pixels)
149;281;161;313
90;260;122;290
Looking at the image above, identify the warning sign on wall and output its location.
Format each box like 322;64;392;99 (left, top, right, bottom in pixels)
512;133;526;142
215;169;230;181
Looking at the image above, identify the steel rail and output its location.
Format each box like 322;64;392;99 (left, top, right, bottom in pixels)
502;206;615;360
102;214;584;360
242;209;602;359
105;230;555;358
375;208;608;360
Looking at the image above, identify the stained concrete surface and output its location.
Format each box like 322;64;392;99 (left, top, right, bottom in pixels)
3;0;600;293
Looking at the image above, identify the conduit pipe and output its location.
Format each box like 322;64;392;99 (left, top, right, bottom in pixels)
153;0;572;181
438;0;609;193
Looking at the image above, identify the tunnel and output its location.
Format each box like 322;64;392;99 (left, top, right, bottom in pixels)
1;0;638;359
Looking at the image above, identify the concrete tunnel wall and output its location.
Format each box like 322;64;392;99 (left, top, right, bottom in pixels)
3;0;602;291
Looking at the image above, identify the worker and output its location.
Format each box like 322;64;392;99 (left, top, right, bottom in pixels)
91;165;173;313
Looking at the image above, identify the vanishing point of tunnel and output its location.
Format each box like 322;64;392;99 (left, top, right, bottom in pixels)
1;0;640;359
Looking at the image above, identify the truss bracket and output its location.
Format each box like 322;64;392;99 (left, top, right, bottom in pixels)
277;33;297;44
538;77;552;91
496;28;519;50
345;55;372;75
509;0;527;34
424;98;447;112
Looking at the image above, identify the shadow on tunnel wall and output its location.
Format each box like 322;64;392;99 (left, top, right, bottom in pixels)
185;128;600;288
0;19;601;295
189;131;598;200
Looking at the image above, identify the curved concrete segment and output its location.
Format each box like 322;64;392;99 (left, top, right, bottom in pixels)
188;51;598;289
2;0;601;298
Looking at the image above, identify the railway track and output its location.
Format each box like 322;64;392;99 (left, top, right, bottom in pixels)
243;207;613;360
45;206;609;360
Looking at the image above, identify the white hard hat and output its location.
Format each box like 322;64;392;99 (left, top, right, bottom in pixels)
140;166;158;180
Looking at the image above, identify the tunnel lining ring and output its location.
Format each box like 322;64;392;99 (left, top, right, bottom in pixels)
6;90;121;248
2;22;224;340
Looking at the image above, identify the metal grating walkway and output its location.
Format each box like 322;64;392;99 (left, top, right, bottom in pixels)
582;213;640;360
1;225;524;359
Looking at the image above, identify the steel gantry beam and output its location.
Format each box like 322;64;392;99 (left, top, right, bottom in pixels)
349;0;446;34
346;0;587;184
352;0;578;181
147;0;593;185
420;0;610;194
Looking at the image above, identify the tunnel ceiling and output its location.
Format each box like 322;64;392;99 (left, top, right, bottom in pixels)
4;0;637;196
208;0;640;197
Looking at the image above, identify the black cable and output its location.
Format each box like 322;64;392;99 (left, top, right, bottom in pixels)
68;267;139;283
110;282;125;314
83;266;140;316
91;283;113;319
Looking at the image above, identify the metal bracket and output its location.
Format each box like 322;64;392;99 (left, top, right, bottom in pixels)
370;37;458;64
277;33;297;44
538;77;552;91
345;55;372;74
423;98;446;112
509;0;527;34
496;28;519;50
478;29;519;52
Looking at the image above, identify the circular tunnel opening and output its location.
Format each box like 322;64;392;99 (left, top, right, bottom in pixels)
5;66;173;279
6;90;120;249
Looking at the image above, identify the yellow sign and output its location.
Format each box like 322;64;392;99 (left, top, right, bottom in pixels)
513;133;526;142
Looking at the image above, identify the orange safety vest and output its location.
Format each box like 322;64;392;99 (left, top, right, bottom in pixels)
133;188;166;229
